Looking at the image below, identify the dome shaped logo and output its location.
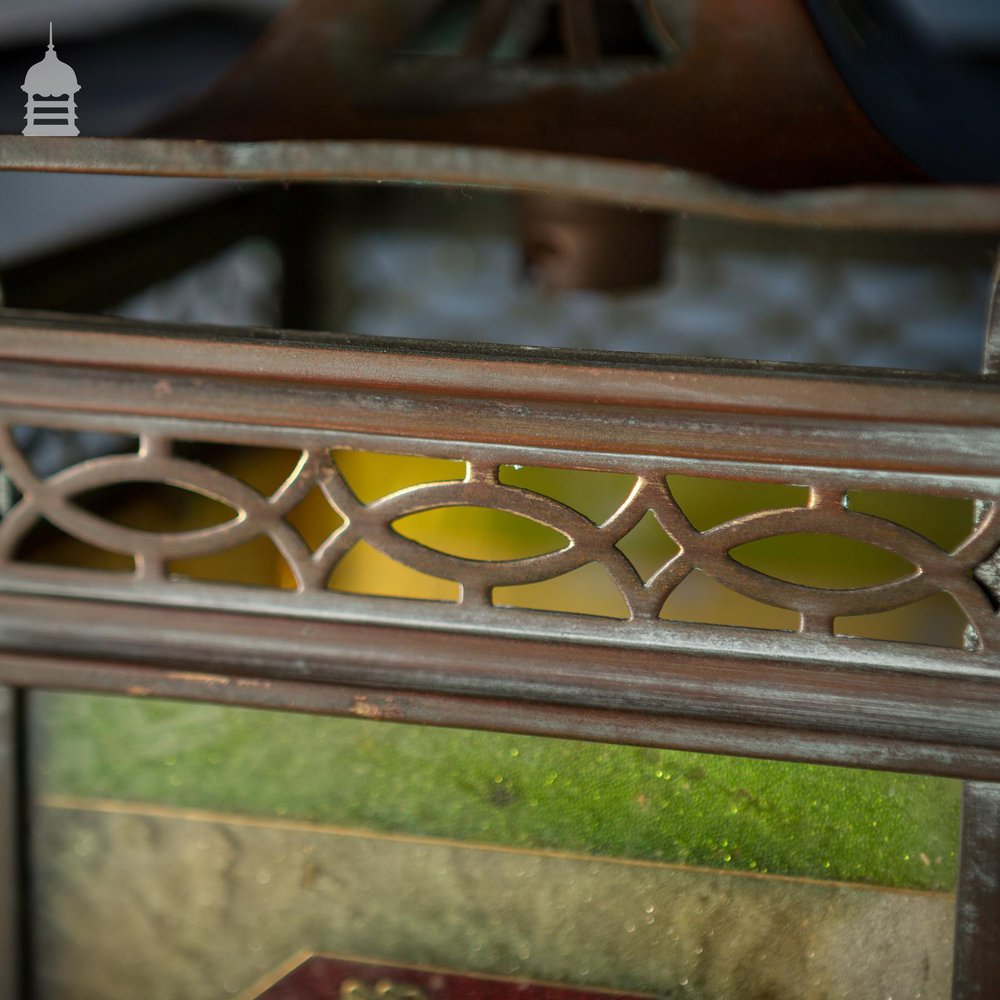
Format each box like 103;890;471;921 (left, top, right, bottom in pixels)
22;23;80;136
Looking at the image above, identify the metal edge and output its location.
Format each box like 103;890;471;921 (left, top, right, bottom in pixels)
952;781;1000;998
0;137;999;233
1;595;999;778
4;650;1000;780
0;685;22;1000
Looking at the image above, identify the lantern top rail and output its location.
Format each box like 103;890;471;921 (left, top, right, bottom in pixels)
2;308;1000;429
2;136;1000;233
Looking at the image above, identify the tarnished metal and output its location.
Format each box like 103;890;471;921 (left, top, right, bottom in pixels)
952;781;1000;1000
147;0;918;190
0;685;21;1000
0;4;996;994
1;312;998;466
5;595;1000;779
1;136;999;232
1;418;998;645
2;313;1000;788
982;251;1000;375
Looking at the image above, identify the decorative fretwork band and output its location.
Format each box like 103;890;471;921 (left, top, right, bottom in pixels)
1;419;998;656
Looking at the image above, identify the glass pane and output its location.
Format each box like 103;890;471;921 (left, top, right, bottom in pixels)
30;693;959;999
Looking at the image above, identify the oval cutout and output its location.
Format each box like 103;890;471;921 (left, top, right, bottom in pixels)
729;533;916;590
74;483;237;533
393;506;568;561
15;518;134;573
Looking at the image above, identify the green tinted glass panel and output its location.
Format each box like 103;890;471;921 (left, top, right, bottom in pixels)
30;694;959;1000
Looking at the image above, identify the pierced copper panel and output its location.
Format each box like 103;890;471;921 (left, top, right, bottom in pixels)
1;421;998;655
2;313;1000;781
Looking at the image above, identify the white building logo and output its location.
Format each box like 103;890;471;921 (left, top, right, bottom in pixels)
22;23;80;136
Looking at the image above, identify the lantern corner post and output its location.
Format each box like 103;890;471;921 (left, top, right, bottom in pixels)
952;779;1000;999
0;683;27;1000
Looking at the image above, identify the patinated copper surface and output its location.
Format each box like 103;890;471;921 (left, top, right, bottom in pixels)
1;413;997;642
2;309;999;995
2;136;998;232
2;300;1000;996
0;310;999;783
0;5;998;983
0;687;19;1000
148;0;920;190
953;782;1000;999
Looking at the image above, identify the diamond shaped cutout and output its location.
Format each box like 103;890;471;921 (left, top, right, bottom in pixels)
975;544;1000;610
284;484;345;552
615;509;680;583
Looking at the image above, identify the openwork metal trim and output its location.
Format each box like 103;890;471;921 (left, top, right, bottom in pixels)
2;417;999;658
2;315;1000;786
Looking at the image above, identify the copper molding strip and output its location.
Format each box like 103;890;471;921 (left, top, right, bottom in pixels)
4;648;1000;780
1;137;999;232
0;686;21;1000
